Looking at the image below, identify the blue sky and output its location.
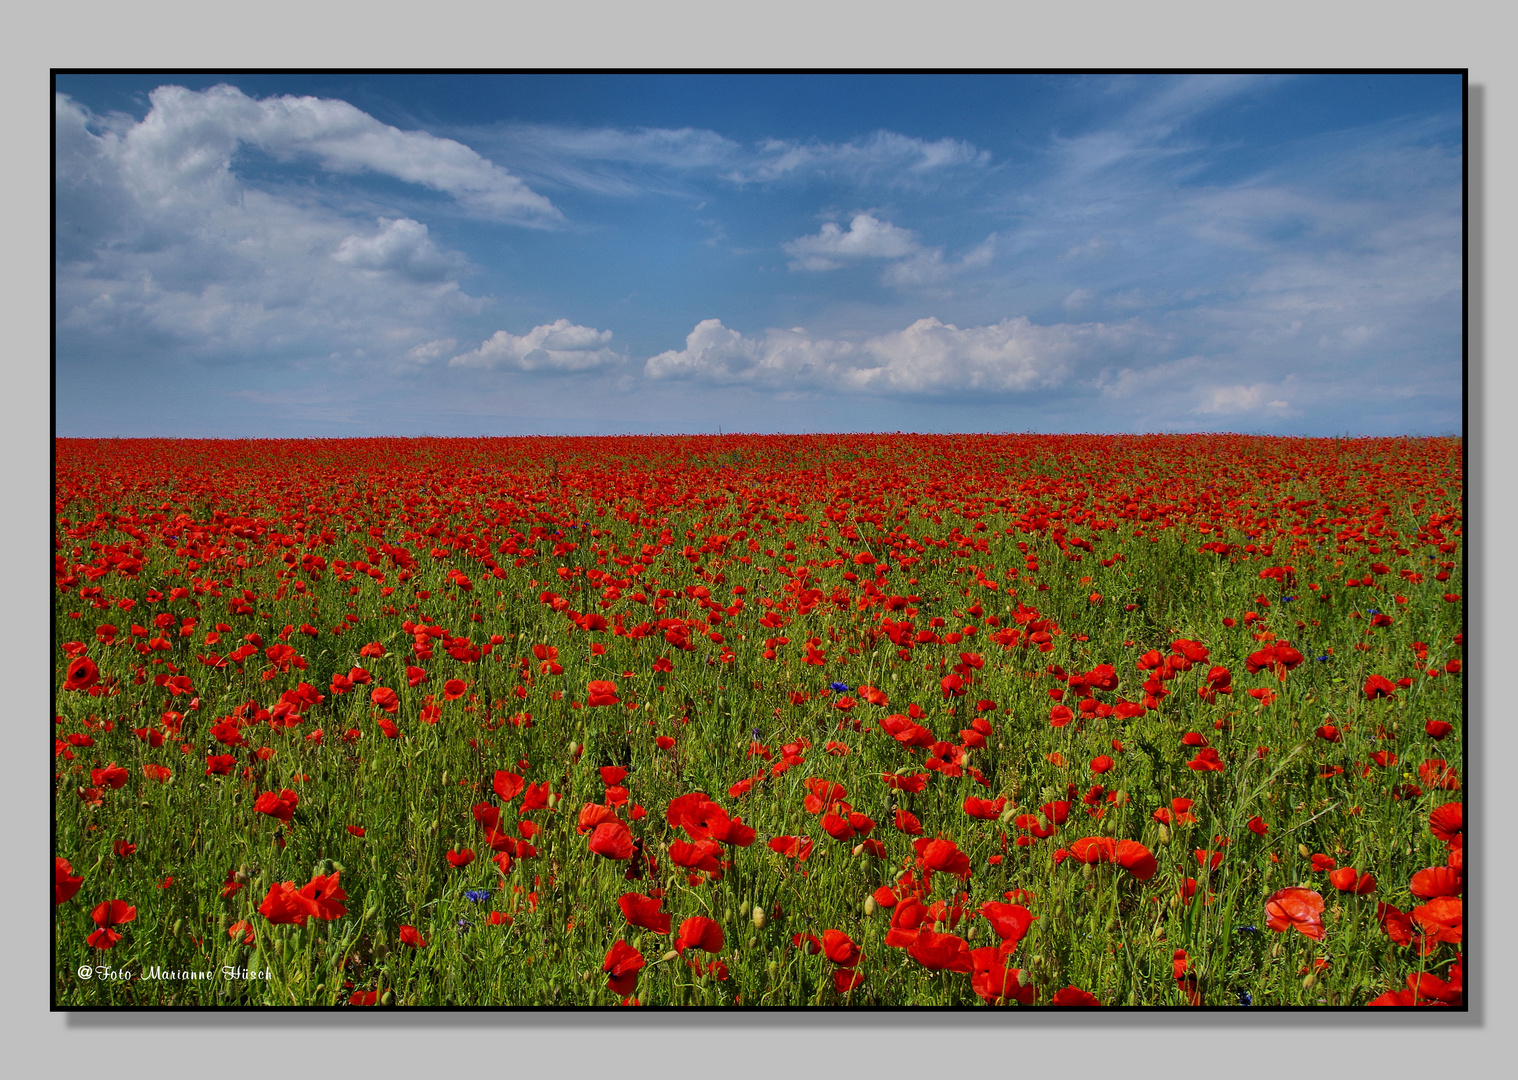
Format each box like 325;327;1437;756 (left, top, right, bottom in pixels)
53;73;1463;437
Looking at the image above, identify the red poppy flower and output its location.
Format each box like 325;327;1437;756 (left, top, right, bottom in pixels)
86;899;136;949
675;915;724;955
443;678;467;700
1363;674;1396;700
65;657;100;691
1050;985;1102;1006
1411;896;1462;944
916;837;972;878
398;924;428;948
793;931;823;954
1328;867;1376;894
254;788;298;823
980;901;1036;947
91;762;129;789
767;835;814;861
294;872;347;920
833;969;865;994
1429;802;1463;843
445;848;476;869
493;770;526;802
1409;866;1462;899
894;808;924;835
971;949;1036;1005
669;839;723;872
370;686;399;714
1114;840;1159;881
587;679;620;707
1246;816;1269;836
822;929;862;968
1186;748;1225;772
602;940;645;998
588;820;635;860
907;928;974;973
1424;719;1454;740
963;795;1007;819
1264;887;1326;940
617;892;670;934
56;858;84;905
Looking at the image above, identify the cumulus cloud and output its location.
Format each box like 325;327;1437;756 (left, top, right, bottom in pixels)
644;316;1140;396
108;83;561;224
783;214;921;270
784;213;996;289
450;320;622;372
332;218;464;281
54;88;518;371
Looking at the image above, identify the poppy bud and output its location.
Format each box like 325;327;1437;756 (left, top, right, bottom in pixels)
1298;843;1311;858
662;950;681;963
863;896;877;917
767;960;780;978
172;918;183;938
1271;942;1283;959
752;906;767;929
568;741;580;758
1017;968;1031;987
1000;805;1018;824
380;990;394;1005
1302;974;1316;989
1156;824;1170;844
234;868;251;886
441;771;449;786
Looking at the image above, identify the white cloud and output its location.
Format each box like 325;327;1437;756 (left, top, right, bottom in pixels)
450;320;622;372
472;124;992;196
645;315;1140;396
332;218;463;281
783;214;921;270
114;84;561;224
54;89;510;371
732;131;990;187
783;213;996;289
1193;383;1299;417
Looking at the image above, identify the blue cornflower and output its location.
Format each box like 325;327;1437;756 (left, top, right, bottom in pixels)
1316;655;1331;662
829;681;851;693
1237;925;1259;935
1281;596;1295;603
751;728;762;739
464;889;493;903
1238;991;1253;1006
1367;608;1380;615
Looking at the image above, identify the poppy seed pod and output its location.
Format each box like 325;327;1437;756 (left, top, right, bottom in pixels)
863;895;877;917
752;906;767;929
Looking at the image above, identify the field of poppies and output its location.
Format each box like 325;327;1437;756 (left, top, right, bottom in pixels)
53;433;1464;1007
